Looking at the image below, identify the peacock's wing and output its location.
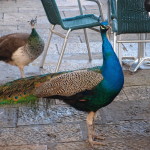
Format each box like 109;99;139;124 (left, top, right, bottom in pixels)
34;69;103;98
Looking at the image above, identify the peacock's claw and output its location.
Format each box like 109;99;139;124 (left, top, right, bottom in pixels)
93;134;105;140
88;139;106;147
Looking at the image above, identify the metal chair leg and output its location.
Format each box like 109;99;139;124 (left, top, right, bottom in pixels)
113;33;122;65
40;25;55;68
55;29;72;72
84;29;92;61
77;0;92;61
118;35;122;65
129;34;146;72
113;32;117;54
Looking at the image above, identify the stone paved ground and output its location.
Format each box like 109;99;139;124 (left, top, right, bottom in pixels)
0;0;150;150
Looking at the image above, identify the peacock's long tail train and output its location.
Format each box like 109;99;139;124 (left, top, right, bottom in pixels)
0;72;62;105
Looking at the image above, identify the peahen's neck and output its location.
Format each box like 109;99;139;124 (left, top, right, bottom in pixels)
30;28;39;38
101;31;124;90
26;28;44;57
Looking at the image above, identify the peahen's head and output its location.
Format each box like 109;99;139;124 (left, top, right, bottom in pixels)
100;21;110;32
28;17;37;28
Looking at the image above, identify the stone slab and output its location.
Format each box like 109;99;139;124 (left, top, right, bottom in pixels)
44;34;81;44
0;13;3;20
55;142;92;150
39;54;103;73
18;105;87;126
95;120;150;139
0;25;17;32
15;0;43;8
0;7;18;13
0;107;17;128
79;32;102;43
124;86;150;101
18;7;45;13
56;42;102;54
51;119;150;150
3;13;37;26
0;123;82;146
124;70;150;86
114;89;128;102
97;99;150;124
0;145;47;150
54;137;150;150
0;1;17;8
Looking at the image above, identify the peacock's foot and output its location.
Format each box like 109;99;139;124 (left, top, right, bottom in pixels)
87;134;106;147
88;138;106;147
93;134;105;140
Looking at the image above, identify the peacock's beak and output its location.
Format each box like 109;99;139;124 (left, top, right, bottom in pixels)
100;24;110;30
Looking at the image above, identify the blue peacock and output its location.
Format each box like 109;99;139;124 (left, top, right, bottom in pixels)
0;22;124;146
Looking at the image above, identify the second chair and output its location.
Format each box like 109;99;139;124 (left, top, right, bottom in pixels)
108;0;150;72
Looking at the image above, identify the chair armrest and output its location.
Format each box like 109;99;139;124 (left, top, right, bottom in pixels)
85;0;104;21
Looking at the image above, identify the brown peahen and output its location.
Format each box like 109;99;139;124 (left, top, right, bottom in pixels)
0;22;124;146
0;17;44;78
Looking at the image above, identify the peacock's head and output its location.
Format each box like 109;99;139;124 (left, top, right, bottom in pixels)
28;17;37;28
100;21;110;32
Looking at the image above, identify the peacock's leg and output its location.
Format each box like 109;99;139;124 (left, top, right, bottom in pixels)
86;111;105;146
18;66;25;78
92;113;105;140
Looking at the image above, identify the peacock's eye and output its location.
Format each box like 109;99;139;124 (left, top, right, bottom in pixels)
15;96;18;99
24;92;26;95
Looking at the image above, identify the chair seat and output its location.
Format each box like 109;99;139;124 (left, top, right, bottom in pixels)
62;14;101;30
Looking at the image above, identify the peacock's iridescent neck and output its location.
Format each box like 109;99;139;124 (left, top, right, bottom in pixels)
101;31;124;90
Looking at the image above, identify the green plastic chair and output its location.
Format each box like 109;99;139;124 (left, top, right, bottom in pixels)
108;0;150;72
40;0;104;72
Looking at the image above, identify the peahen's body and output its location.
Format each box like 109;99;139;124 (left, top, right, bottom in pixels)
0;22;124;146
0;18;44;78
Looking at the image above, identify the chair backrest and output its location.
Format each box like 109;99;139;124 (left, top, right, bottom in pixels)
41;0;63;25
117;0;150;34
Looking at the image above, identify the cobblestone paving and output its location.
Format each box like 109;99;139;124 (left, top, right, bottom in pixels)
0;0;150;150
